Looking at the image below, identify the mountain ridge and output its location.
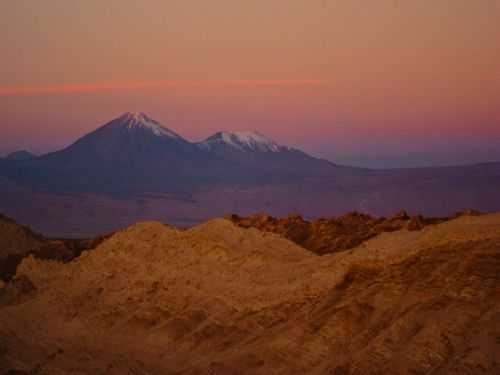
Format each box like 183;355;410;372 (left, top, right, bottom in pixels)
37;112;315;158
0;112;344;195
197;130;297;153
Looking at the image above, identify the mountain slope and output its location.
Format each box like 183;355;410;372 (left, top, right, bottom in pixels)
1;214;499;374
196;130;344;183
2;113;205;194
47;112;191;162
0;112;349;195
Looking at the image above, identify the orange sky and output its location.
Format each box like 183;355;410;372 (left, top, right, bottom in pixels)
1;0;499;167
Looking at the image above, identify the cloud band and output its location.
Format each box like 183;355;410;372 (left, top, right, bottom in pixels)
0;79;324;97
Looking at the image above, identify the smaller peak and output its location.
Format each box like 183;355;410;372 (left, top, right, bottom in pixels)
201;130;291;153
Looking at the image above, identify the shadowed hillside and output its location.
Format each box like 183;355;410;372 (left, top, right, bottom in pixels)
0;214;108;281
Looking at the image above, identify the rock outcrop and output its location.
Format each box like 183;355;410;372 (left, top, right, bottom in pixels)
227;211;451;255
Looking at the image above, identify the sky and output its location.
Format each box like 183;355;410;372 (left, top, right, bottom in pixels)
1;0;499;168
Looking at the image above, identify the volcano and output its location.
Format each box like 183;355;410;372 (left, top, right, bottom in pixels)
0;112;343;195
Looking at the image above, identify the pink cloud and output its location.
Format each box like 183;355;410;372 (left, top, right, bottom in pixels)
0;79;324;97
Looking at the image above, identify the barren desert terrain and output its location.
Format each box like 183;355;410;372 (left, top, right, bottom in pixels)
1;213;499;374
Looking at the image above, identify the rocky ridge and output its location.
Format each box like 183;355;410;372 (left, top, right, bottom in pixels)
1;213;499;374
227;210;459;254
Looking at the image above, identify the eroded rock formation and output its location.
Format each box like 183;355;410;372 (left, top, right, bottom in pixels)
227;211;453;254
1;213;499;374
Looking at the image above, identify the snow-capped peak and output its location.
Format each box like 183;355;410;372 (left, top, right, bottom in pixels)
199;131;291;152
117;112;180;138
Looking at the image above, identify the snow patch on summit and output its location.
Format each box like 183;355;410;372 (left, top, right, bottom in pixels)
199;131;292;153
119;112;180;138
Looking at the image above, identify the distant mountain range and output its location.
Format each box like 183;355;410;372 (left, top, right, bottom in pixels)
1;112;500;236
0;112;349;195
